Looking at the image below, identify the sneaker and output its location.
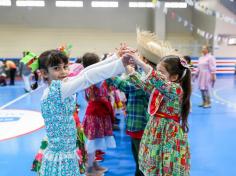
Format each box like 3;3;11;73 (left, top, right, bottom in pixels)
112;124;120;131
86;167;104;176
203;104;211;108
94;165;108;173
85;171;104;176
96;150;105;156
95;155;104;162
115;117;120;123
198;104;204;107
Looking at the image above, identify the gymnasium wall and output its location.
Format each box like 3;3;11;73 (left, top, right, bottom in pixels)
0;0;153;58
213;2;236;57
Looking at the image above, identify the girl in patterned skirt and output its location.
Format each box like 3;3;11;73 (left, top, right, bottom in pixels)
82;53;116;176
120;44;191;175
29;49;127;176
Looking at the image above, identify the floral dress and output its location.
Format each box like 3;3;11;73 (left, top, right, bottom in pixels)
129;69;190;176
83;81;116;154
30;54;126;175
31;104;87;174
37;81;82;176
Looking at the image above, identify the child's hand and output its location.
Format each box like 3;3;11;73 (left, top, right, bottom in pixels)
116;43;137;58
121;54;134;67
116;43;128;57
126;65;135;75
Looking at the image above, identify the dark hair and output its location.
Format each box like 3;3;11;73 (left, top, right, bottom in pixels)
82;52;100;68
101;53;108;61
76;57;82;64
162;55;192;133
38;49;69;70
31;71;39;90
183;55;191;64
31;49;69;90
23;51;30;57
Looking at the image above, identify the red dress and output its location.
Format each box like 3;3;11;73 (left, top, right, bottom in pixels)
83;81;116;153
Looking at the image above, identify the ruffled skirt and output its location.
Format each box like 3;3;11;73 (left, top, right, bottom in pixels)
32;126;87;175
139;116;190;176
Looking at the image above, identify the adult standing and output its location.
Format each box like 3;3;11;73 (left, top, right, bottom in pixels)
195;45;216;108
5;60;17;85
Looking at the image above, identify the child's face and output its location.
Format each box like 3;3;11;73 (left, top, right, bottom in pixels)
156;62;178;82
43;63;69;84
156;62;170;79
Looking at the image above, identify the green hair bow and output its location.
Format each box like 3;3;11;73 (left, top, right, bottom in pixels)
20;52;39;72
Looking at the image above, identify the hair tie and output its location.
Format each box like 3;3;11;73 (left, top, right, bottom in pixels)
180;69;187;81
180;57;189;69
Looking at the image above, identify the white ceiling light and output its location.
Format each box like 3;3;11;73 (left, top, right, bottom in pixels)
56;1;83;7
16;0;45;7
164;2;187;8
91;1;118;8
0;0;11;6
129;2;155;8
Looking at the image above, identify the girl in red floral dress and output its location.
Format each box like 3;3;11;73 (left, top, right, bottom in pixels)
82;53;116;176
125;52;191;176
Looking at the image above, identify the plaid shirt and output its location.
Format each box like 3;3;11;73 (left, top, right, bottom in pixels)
106;76;149;132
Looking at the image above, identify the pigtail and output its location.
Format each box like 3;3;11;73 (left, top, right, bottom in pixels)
31;71;39;90
180;68;192;133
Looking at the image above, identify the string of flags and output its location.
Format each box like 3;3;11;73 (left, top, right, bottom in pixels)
186;0;236;26
151;0;233;44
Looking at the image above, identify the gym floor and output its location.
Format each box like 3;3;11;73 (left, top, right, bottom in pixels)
0;75;236;176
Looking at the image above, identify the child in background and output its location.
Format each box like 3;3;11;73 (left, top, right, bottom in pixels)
4;60;17;85
82;53;116;176
0;61;7;86
30;49;127;176
19;51;32;92
106;63;149;176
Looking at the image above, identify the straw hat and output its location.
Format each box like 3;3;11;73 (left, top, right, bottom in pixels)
136;28;178;64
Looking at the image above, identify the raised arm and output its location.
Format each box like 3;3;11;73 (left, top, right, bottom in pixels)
144;68;182;99
61;58;125;99
128;54;181;99
79;53;118;75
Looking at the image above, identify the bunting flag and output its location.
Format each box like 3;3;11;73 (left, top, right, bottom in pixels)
150;0;230;43
152;0;157;5
150;0;231;42
185;0;236;25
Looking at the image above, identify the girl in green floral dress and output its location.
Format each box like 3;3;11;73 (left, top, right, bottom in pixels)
123;50;191;176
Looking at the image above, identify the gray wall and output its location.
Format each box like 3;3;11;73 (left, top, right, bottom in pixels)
166;7;193;35
0;0;155;57
0;0;153;32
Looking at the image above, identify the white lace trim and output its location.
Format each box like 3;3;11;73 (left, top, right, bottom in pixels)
43;148;80;161
86;136;116;154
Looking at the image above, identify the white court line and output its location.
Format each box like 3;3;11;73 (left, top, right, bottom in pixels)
192;92;201;98
213;87;236;107
0;86;43;110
